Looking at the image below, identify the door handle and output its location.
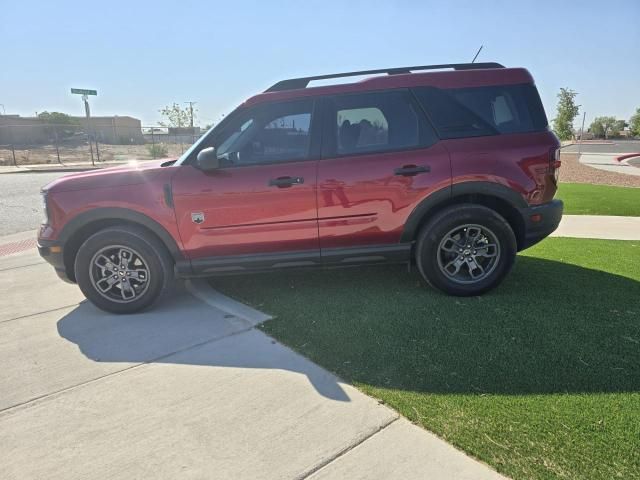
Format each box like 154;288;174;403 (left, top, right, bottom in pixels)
394;165;430;176
269;176;304;188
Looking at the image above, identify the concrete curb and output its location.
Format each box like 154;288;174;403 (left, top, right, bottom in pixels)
615;153;640;163
184;278;272;326
0;164;129;175
0;166;104;174
0;158;167;175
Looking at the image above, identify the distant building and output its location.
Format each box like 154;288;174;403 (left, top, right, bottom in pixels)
574;130;594;140
0;115;50;144
76;116;143;144
167;126;201;136
0;114;143;145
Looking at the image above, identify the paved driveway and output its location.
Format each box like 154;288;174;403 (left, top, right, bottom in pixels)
0;233;505;480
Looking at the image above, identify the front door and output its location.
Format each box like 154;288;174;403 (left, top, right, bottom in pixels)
317;90;451;259
172;99;320;271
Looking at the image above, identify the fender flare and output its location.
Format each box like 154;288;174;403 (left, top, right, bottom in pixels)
58;207;184;261
400;181;527;242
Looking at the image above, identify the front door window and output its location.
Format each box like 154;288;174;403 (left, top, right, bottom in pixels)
214;101;314;166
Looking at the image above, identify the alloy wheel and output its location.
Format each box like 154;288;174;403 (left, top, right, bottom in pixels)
89;245;151;303
436;224;500;284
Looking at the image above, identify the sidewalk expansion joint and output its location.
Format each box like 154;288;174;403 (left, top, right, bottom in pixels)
296;415;400;480
0;303;82;325
0;325;256;417
0;260;45;273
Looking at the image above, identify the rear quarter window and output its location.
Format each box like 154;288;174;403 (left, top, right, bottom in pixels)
413;84;548;139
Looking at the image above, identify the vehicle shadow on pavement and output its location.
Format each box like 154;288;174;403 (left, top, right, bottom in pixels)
56;285;350;401
211;255;640;396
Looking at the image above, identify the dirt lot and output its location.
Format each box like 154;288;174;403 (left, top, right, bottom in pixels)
0;143;188;166
559;152;640;188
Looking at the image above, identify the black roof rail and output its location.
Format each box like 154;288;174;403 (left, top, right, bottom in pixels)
265;62;505;92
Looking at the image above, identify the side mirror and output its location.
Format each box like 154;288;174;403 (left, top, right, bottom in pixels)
196;147;220;171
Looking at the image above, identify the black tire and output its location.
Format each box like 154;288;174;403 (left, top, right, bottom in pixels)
74;226;174;314
415;204;516;296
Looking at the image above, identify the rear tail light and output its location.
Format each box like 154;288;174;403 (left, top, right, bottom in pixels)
549;147;561;183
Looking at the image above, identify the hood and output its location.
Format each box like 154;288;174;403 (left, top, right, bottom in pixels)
43;159;178;193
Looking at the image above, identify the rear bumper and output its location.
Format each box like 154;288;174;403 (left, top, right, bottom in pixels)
519;199;564;250
37;239;74;283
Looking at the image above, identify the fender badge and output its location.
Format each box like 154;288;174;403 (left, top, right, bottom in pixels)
191;212;205;224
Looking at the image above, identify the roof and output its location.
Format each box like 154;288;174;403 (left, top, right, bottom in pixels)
76;116;140;121
244;66;534;108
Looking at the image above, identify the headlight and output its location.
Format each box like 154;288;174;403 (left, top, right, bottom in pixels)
41;192;49;224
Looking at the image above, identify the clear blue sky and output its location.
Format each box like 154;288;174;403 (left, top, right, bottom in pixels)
1;0;638;128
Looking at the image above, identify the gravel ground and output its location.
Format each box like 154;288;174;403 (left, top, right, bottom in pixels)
559;152;640;188
0;143;186;166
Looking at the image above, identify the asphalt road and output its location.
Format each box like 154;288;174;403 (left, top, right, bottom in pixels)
563;140;640;154
0;172;68;236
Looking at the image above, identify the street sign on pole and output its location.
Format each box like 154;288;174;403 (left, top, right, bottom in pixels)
70;88;97;96
70;88;98;165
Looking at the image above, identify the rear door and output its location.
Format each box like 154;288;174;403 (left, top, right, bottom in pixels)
172;99;320;267
316;89;451;262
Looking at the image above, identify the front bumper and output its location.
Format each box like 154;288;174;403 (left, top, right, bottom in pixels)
519;199;564;250
37;239;74;283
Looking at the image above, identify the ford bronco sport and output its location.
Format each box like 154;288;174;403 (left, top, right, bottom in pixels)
38;62;563;313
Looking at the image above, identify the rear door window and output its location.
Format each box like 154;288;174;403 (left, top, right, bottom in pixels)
413;84;548;139
323;90;437;157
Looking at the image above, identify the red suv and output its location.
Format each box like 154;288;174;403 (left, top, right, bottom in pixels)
38;62;562;313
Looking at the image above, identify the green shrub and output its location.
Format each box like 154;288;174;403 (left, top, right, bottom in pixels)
147;143;169;158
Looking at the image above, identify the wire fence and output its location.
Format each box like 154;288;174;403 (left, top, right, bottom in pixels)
0;123;204;167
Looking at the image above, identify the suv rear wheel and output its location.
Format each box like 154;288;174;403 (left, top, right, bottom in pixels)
415;204;516;296
74;226;173;314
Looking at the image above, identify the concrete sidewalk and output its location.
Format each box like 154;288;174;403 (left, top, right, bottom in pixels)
578;152;640;177
0;243;505;479
552;214;640;240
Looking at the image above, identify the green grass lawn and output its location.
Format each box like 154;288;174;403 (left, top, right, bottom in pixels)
212;238;640;480
557;183;640;216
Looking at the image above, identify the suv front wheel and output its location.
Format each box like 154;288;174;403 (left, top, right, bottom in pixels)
415;204;517;296
74;226;173;314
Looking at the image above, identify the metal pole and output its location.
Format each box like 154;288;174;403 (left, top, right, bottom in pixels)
88;135;95;166
185;101;196;128
54;128;61;165
151;128;155;158
577;111;586;155
95;131;101;162
10;127;17;167
82;95;95;166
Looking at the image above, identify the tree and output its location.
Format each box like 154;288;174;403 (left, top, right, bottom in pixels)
552;88;580;141
159;103;197;128
37;111;79;139
37;111;79;126
629;108;640;137
589;116;618;139
612;120;627;137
